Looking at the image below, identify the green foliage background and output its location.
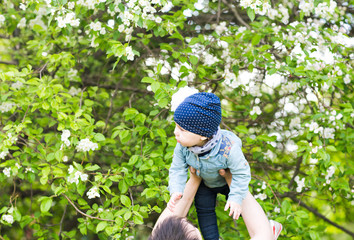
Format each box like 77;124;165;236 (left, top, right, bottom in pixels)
0;0;353;239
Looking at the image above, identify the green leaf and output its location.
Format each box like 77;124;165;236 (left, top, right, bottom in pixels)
281;200;291;215
235;125;248;134
46;153;55;162
119;130;131;143
189;55;199;65
120;195;131;208
172;52;180;59
112;130;119;139
102;185;111;194
309;231;320;240
124;211;132;220
94;133;106;142
247;8;255;21
96;221;108;233
251;34;261;46
326;145;337;152
85;164;101;171
40;197;52;213
157;129;167;138
151;82;160;92
128;155;139;165
158;98;168;108
141;77;154;83
119;179;128;194
133;215;144;224
95;121;106;128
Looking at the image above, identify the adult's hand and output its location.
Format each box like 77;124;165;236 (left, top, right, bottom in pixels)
167;192;183;212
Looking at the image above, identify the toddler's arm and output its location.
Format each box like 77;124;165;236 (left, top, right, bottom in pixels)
168;144;189;196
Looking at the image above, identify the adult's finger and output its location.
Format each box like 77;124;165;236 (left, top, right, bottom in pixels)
233;210;240;220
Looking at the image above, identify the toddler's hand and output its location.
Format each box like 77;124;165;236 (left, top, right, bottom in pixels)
224;201;242;220
167;192;182;212
189;166;196;175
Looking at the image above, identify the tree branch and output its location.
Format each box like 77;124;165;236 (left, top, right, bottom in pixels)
289;195;354;237
0;34;10;39
58;205;67;239
288;157;303;189
221;0;251;29
63;194;115;222
83;81;153;95
0;60;17;65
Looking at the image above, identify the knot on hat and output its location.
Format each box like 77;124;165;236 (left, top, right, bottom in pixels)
173;92;221;138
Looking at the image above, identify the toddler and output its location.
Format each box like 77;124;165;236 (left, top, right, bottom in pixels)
168;92;251;240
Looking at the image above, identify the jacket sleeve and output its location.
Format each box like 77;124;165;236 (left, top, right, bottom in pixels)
226;143;251;205
168;143;189;195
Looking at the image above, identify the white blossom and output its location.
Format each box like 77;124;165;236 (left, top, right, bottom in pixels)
68;2;75;9
80;173;88;181
61;130;71;147
323;127;335;139
254;193;267;200
17;17;26;28
107;19;114;28
170;86;199;112
324;166;335;185
299;0;314;16
68;166;89;184
90;21;102;31
183;9;193;18
250;106;262;115
160;1;173;12
0;150;8;160
125;46;135;61
19;3;26;10
145;57;156;67
343;74;351;84
289;117;301;129
274;207;280;213
11;81;23;89
0;15;5;26
87;186;100;199
309;158;318;165
0;102;16;113
62;156;68;162
25;167;34;173
295;176;305;192
285;140;298;152
214;22;227;36
68;87;82;96
68;165;74;174
2;214;14;224
3;167;11;177
76;138;98;152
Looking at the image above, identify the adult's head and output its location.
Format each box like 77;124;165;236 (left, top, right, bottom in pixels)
174;92;221;138
149;216;202;240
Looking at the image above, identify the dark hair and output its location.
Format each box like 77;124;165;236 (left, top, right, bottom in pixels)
149;216;200;240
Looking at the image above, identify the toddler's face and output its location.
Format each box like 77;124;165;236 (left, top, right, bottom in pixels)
174;123;206;147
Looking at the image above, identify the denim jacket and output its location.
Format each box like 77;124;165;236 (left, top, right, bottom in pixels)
168;129;251;205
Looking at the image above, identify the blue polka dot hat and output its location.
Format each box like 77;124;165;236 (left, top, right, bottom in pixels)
174;92;221;138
